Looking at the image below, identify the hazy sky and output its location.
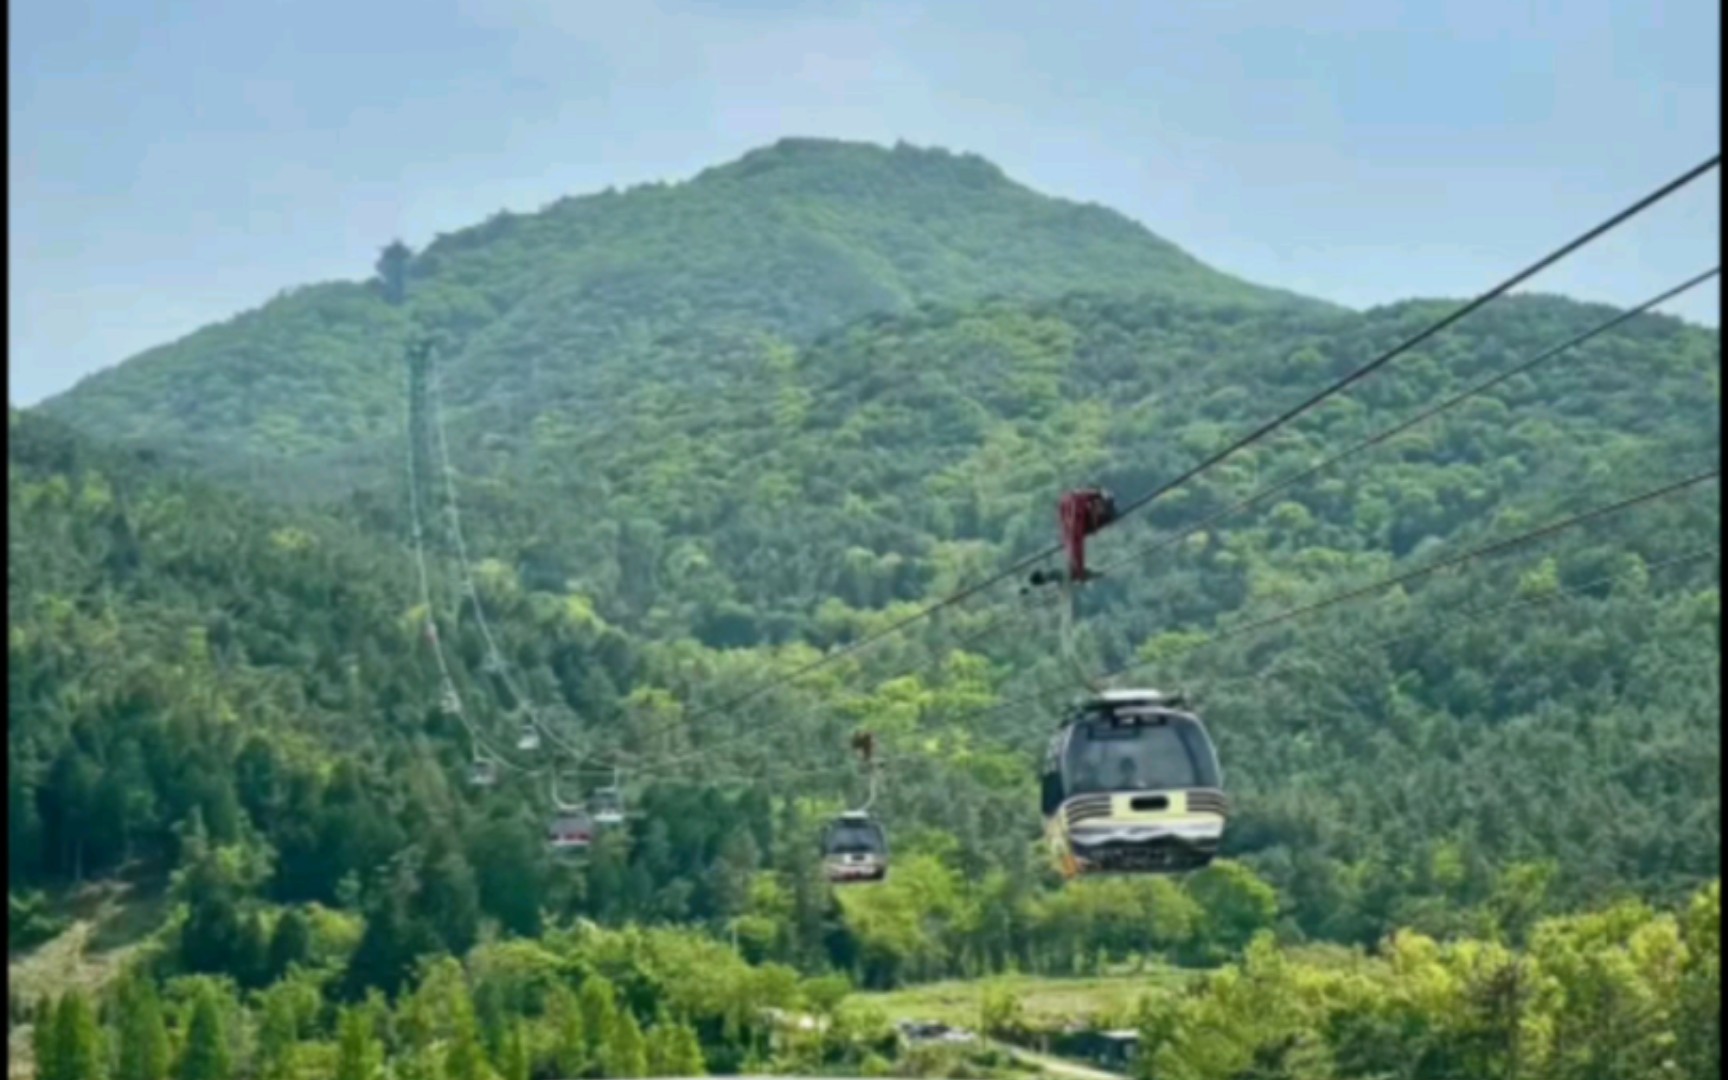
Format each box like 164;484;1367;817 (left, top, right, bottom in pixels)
10;0;1720;406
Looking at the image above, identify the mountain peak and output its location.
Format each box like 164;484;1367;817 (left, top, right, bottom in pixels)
42;137;1312;453
696;136;1010;191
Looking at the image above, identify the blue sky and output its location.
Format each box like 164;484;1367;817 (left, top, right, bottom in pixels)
9;0;1719;406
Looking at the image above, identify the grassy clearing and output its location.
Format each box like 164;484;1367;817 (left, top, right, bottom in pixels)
8;879;172;1080
860;969;1199;1030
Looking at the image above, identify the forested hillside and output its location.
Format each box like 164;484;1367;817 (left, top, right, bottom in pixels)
39;138;1314;470
10;137;1720;1078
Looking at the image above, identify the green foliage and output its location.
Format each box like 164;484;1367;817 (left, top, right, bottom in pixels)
497;1022;529;1080
253;985;301;1080
335;1006;380;1080
645;1017;706;1077
39;991;106;1080
978;983;1027;1042
114;976;170;1080
579;975;620;1065
33;1004;57;1080
1184;861;1280;962
442;977;489;1080
602;1008;648;1079
547;982;588;1077
1126;882;1723;1080
9;891;68;951
7;885;1720;1079
176;988;229;1080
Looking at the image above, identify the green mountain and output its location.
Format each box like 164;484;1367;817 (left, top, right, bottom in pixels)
40;137;1315;465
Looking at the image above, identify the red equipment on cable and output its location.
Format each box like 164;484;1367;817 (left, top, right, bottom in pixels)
851;730;876;767
1058;488;1118;582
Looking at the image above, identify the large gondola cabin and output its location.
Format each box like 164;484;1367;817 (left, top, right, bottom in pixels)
1041;689;1227;878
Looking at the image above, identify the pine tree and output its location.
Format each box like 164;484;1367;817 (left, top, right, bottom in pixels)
53;989;105;1080
254;991;297;1080
499;1023;530;1080
335;1006;378;1080
115;977;170;1080
578;976;618;1064
33;996;60;1080
646;1019;706;1078
602;1010;647;1079
548;984;587;1078
474;979;507;1063
265;908;311;982
234;913;271;990
177;989;229;1080
665;1020;705;1077
443;987;487;1080
647;1021;677;1079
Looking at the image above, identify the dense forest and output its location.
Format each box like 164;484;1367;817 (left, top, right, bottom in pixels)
12;138;1720;1078
19;881;1722;1080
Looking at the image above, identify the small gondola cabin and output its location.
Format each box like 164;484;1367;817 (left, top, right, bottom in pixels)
822;811;888;884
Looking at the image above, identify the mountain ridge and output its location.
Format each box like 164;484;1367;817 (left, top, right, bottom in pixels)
39;137;1318;461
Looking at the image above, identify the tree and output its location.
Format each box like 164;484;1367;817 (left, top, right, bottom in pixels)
335;1006;380;1080
234;913;271;990
801;973;851;1020
376;241;413;306
419;842;482;955
443;983;488;1080
266;907;312;981
253;989;299;1080
177;988;230;1080
1185;861;1279;960
1677;882;1720;1080
602;1009;648;1079
171;822;266;982
646;1018;705;1078
499;1023;530;1080
979;984;1027;1042
579;976;620;1064
547;983;587;1079
115;977;170;1080
343;885;439;1001
467;817;543;938
51;989;105;1080
33;997;59;1080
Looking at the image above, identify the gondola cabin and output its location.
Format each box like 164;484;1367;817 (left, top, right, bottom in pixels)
590;786;625;828
1042;689;1227;878
546;812;594;855
822;811;888;884
467;759;498;788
